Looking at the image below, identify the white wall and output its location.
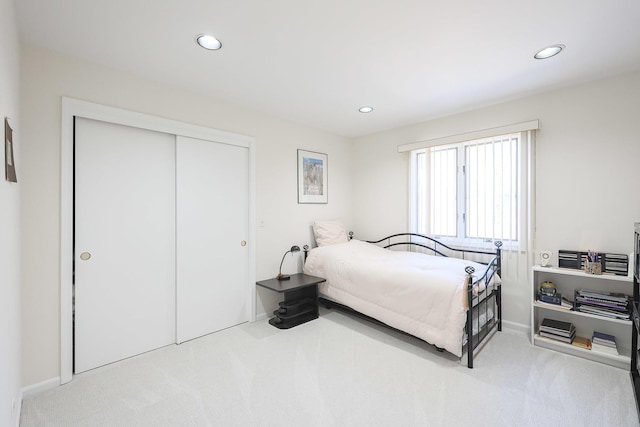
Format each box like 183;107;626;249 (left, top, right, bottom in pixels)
20;44;353;387
0;0;21;425
353;71;640;327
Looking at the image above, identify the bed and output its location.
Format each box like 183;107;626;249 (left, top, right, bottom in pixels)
303;222;502;368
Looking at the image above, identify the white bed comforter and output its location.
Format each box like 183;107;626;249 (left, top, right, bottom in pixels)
303;240;494;357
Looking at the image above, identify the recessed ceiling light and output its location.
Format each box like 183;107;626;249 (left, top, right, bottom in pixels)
359;106;374;113
196;34;222;50
534;44;565;60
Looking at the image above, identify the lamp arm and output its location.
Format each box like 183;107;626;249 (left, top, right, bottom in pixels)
278;251;292;276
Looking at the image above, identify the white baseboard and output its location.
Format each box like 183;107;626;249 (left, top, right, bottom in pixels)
255;312;268;322
502;319;530;335
21;377;60;398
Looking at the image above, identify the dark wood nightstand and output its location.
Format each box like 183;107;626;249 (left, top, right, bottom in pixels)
256;273;326;329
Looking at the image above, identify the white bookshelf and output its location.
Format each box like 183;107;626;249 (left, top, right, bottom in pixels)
531;265;632;369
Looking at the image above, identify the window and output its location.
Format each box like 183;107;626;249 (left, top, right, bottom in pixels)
413;133;522;245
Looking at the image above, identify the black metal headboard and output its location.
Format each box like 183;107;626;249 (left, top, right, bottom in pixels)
365;233;502;286
303;232;502;286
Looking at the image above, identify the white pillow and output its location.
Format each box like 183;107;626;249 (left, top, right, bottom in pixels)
313;220;349;247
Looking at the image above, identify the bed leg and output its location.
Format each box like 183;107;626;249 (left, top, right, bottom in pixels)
319;298;333;309
497;285;502;332
465;266;475;369
467;305;473;369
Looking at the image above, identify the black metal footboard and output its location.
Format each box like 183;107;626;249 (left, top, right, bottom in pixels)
464;260;502;368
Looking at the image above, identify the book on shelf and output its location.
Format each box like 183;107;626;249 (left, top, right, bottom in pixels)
592;331;616;347
575;296;628;310
574;289;630;320
592;339;616;348
536;295;573;311
539;293;562;305
539;326;575;338
591;331;618;355
571;336;592;350
540;329;576;344
540;318;575;337
591;342;619;356
593;330;616;341
576;289;630;304
576;305;630;320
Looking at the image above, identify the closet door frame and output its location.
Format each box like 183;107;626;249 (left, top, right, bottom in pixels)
60;97;256;384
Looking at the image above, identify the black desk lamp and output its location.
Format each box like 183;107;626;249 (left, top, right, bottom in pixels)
277;245;300;280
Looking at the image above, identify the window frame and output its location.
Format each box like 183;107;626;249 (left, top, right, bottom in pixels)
410;132;526;250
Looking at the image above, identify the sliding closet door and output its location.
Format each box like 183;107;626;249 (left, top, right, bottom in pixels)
176;136;249;343
74;118;176;373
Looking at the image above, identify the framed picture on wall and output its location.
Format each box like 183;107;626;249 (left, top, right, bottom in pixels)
5;117;17;183
297;149;327;204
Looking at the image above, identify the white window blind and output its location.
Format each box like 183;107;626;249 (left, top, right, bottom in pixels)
422;145;457;237
465;134;519;242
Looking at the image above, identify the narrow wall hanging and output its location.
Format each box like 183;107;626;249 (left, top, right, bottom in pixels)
5;117;16;182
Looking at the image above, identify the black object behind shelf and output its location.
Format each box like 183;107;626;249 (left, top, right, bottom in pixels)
558;249;628;275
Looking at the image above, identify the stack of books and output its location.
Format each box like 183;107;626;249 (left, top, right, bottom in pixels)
539;318;576;344
574;289;630;320
591;331;619;356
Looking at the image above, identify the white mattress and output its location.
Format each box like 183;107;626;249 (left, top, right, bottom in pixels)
303;240;497;357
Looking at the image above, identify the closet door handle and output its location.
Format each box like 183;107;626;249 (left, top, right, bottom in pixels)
241;241;247;247
80;252;92;261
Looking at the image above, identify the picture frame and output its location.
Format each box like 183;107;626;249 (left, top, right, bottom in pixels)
297;149;327;204
5;117;17;183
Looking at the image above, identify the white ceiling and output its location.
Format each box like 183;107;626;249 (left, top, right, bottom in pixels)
15;0;640;137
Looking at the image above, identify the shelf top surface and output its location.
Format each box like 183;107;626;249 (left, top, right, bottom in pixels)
256;273;326;292
533;265;632;282
533;301;632;325
533;334;630;362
